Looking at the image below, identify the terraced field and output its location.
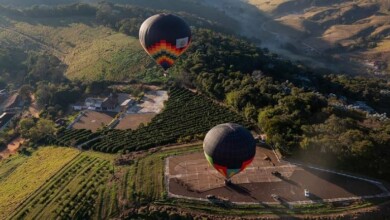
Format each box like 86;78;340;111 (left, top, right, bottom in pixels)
10;154;114;219
0;147;125;220
86;88;251;153
0;147;80;219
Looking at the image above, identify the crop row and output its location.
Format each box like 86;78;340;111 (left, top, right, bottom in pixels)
46;129;98;147
86;87;251;153
11;155;111;220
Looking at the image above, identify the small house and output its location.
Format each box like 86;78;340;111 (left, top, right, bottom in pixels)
85;98;104;110
101;93;118;111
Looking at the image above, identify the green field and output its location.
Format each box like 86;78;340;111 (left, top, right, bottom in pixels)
0;16;156;82
128;145;203;204
0;147;80;219
0;147;122;220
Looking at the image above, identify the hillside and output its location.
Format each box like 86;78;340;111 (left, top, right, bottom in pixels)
0;2;238;82
0;16;158;82
251;0;390;75
200;0;390;75
0;147;80;219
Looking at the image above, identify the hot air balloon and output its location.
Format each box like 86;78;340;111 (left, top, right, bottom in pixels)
203;123;256;184
139;13;191;72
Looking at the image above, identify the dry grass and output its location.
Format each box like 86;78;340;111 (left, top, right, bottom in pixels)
0;147;80;219
247;0;289;13
0;17;153;81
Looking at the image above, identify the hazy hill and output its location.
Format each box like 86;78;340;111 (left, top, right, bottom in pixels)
195;0;389;76
0;0;92;7
0;0;238;30
247;0;390;75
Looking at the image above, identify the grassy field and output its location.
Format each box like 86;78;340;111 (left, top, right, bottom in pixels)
0;16;157;82
128;145;203;204
7;148;119;220
64;32;153;81
0;147;80;219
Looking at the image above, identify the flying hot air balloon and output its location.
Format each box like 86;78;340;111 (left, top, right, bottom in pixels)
139;13;191;72
203;123;256;184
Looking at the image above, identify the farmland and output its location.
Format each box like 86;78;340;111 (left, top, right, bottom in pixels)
47;129;97;147
0;142;388;219
86;87;251;153
0;147;80;219
0;146;124;220
10;153;116;219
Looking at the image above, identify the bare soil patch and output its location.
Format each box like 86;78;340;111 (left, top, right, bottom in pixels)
166;146;386;204
28;94;40;118
72;111;115;132
127;90;168;114
0;137;25;159
115;113;156;130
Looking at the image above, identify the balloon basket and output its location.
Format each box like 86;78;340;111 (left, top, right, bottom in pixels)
224;179;232;186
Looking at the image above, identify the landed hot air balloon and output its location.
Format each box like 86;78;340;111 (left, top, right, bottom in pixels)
139;13;191;72
203;123;256;183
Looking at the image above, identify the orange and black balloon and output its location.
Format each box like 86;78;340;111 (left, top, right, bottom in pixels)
139;14;191;71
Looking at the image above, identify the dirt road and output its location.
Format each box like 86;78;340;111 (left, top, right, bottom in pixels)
28;94;40;118
0;137;25;159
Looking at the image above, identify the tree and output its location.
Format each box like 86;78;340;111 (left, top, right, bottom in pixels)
19;118;57;142
28;118;57;142
225;91;241;109
243;103;257;122
19;84;33;102
19;118;35;138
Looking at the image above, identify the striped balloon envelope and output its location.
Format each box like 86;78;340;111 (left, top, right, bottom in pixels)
139;14;191;71
203;123;256;180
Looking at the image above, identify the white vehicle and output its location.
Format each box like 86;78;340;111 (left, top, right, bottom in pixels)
304;189;310;197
